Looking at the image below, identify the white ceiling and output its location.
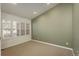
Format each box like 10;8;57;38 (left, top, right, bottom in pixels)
1;3;58;19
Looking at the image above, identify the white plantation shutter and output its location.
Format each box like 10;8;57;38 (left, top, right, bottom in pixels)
2;19;30;39
21;22;25;36
2;20;11;38
26;23;30;35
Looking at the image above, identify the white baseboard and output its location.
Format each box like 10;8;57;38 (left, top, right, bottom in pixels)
33;40;72;50
32;39;74;56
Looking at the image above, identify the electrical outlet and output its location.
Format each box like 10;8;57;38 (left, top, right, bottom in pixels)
65;42;69;46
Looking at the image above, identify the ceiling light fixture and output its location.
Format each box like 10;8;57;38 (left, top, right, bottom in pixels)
33;11;37;14
46;3;51;5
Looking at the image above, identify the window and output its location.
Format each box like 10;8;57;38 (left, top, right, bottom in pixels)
26;23;30;35
12;21;17;37
17;22;20;36
2;19;30;38
21;22;25;35
2;20;11;38
2;20;17;38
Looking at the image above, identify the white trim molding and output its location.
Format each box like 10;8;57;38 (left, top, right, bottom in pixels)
33;40;72;50
32;39;74;56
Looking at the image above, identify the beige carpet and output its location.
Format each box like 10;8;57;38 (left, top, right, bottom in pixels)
1;40;73;56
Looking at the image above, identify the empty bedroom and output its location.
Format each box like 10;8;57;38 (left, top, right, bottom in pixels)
0;3;79;56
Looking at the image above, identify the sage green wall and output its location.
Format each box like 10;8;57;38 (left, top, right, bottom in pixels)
73;4;79;55
32;4;72;48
